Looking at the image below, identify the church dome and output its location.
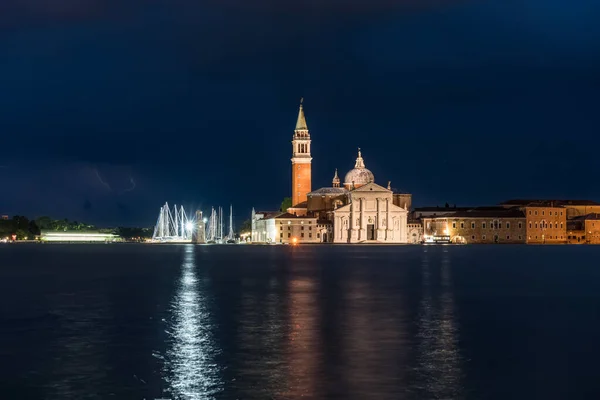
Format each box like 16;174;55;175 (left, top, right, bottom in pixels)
344;149;374;188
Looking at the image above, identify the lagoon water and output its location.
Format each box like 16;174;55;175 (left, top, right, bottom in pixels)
2;244;600;399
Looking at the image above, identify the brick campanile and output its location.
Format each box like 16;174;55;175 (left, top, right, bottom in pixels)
291;98;312;206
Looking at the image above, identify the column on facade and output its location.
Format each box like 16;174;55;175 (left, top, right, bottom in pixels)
376;198;381;228
360;197;366;240
350;201;356;242
386;198;391;241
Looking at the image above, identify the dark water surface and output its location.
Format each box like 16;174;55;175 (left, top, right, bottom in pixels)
2;244;600;399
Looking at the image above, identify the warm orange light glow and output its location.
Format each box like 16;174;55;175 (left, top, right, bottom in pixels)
292;237;298;245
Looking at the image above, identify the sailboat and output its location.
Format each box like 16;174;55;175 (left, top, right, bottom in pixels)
205;207;218;244
226;204;236;244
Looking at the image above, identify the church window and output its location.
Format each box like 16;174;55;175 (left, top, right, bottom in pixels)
309;226;312;230
452;222;456;229
317;233;320;238
460;222;464;229
288;226;291;230
309;233;312;238
529;222;532;228
280;233;283;238
301;226;304;230
482;235;486;240
280;226;283;231
471;222;475;229
535;211;538;216
471;235;475;240
561;222;563;228
555;211;558;216
519;222;522;229
506;235;510;240
506;222;510;229
535;223;538;228
519;235;523;240
288;233;291;238
482;222;486;229
529;211;532;215
542;211;545;216
301;233;304;238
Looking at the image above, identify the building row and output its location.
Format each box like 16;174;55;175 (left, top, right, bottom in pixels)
416;201;600;244
251;101;600;245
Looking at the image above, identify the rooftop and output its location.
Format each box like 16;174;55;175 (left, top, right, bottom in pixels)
308;187;349;195
255;211;282;220
571;213;600;221
275;212;317;220
421;207;525;219
501;199;600;206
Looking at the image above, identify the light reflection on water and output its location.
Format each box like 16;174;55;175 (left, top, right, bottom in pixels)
162;245;223;399
283;277;321;398
414;248;463;399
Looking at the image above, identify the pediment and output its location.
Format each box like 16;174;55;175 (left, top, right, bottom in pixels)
352;182;391;193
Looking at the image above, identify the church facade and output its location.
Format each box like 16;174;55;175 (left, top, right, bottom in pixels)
252;100;410;244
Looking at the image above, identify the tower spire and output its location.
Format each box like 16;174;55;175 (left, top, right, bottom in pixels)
295;98;308;130
332;168;340;188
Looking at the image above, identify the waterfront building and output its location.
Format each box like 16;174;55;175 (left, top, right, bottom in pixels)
522;203;567;244
407;220;423;244
567;214;600;244
422;208;527;244
40;230;120;242
501;199;600;219
251;210;280;243
251;100;411;244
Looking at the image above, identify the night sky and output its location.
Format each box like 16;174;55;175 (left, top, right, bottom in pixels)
1;0;599;227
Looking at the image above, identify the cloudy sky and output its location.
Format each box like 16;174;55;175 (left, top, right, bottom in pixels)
1;0;599;226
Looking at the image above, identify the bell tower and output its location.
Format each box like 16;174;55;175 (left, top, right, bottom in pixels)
291;98;312;206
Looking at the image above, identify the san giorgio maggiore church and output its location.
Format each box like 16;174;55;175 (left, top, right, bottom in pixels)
252;101;414;244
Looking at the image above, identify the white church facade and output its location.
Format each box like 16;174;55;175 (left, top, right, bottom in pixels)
333;182;408;243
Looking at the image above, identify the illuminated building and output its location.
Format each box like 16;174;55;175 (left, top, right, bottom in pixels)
40;231;120;242
522;203;567;244
251;100;411;244
422;208;527;244
567;214;600;244
251;210;280;243
501;199;600;219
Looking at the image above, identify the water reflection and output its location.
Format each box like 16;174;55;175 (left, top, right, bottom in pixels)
341;268;408;399
283;276;321;398
414;248;463;398
163;245;222;399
